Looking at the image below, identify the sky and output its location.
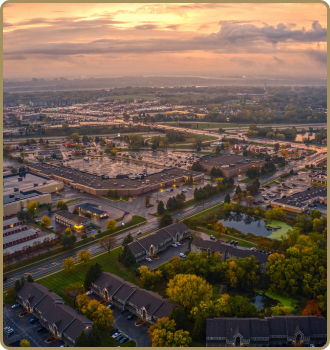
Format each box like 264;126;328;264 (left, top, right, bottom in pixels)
3;3;327;80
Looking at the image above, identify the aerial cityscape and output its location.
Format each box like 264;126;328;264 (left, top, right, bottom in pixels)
2;2;327;348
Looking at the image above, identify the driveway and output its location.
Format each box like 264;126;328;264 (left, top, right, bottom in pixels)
3;304;63;347
145;239;189;270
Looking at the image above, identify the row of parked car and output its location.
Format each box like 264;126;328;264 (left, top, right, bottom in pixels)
109;328;130;344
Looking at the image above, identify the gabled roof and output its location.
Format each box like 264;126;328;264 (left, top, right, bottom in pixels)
191;237;228;254
55;211;90;224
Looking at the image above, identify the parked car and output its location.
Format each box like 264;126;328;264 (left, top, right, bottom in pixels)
172;243;177;247
107;304;114;309
136;230;142;235
233;241;239;246
5;328;14;335
11;303;20;309
229;240;234;245
146;257;152;262
210;235;215;240
179;254;186;259
127;314;134;320
37;327;46;333
48;226;54;229
112;332;121;339
188;187;193;190
3;277;7;282
29;317;39;324
109;328;118;336
120;337;129;344
86;291;93;296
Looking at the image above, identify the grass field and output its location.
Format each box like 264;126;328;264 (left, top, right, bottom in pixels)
265;291;296;309
267;220;292;239
37;247;141;305
239;177;254;183
168;123;249;129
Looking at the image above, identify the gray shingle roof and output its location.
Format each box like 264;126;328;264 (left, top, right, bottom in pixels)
191;237;228;254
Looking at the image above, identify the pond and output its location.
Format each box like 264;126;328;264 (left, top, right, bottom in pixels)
295;132;315;142
252;294;278;311
219;212;276;237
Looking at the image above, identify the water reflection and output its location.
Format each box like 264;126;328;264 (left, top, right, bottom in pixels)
220;212;275;237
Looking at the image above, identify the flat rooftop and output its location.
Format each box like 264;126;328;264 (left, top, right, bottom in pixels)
199;154;264;168
272;186;327;208
29;163;202;190
3;172;60;196
3;228;37;245
3;189;46;206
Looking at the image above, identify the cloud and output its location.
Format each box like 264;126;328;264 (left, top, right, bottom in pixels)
305;49;327;64
273;56;285;64
165;24;180;30
231;57;257;67
134;24;158;30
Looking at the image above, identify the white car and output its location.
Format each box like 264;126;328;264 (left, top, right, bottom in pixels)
11;303;20;309
146;257;152;262
86;291;93;296
172;243;177;247
166;189;171;192
180;253;186;259
188;187;193;190
48;226;54;229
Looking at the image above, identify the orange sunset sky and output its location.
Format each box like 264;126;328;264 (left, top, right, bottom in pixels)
3;3;327;79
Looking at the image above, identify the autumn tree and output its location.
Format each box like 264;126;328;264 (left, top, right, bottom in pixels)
148;317;191;347
99;236;116;254
105;219;117;231
63;257;75;273
26;201;38;218
64;282;85;307
140;266;162;288
20;340;30;347
272;304;292;316
64;227;72;236
302;300;322;316
40;215;51;228
166;274;213;310
77;250;91;265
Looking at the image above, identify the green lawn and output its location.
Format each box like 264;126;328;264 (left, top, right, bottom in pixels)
267;220;292;239
37;247;141;305
121;196;129;201
265;291;296;309
239;177;254;183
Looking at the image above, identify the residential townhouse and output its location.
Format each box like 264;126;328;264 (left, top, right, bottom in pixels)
206;316;327;347
128;222;190;262
91;272;178;324
16;282;93;346
190;238;270;274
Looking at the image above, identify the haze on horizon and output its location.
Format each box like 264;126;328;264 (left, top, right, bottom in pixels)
3;3;327;80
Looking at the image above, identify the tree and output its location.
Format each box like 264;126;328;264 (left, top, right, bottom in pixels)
302;300;322;316
73;208;79;215
89;323;102;347
151;143;157;151
272;304;292;316
20;340;30;347
40;216;51;228
64;227;72;236
228;295;258;317
105;219;117;231
310;210;322;219
148;317;191;347
71;133;80;142
224;193;231;204
235;185;242;195
118;244;136;267
224;142;231;151
11;167;18;174
27;275;34;282
166;274;213;310
157;201;165;215
122;233;133;246
93;304;114;330
64;282;85;307
191;161;202;171
246;196;254;207
77;250;91;265
145;194;150;206
57;200;68;211
99;236;116;254
84;263;103;291
63;257;75;273
75;330;89;347
26;201;38;218
140;266;162;288
85;212;92;218
129;134;143;149
14;279;21;291
159;214;173;228
61;234;77;248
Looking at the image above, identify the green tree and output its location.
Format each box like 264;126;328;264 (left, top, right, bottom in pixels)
27;275;34;282
77;250;91;265
159;214;173;228
64;227;72;236
122;233;134;246
64;282;85;307
71;133;80;142
84;263;103;291
224;193;231;204
61;234;77;248
119;244;136;267
272;304;292;315
129;134;143;149
157;200;165;215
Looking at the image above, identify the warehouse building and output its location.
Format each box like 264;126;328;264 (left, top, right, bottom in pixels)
199;154;265;177
75;203;108;218
28;163;204;196
206;316;327;347
54;211;91;232
271;186;327;213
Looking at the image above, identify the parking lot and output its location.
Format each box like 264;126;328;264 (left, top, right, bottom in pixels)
144;239;189;270
89;295;151;347
3;304;63;347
